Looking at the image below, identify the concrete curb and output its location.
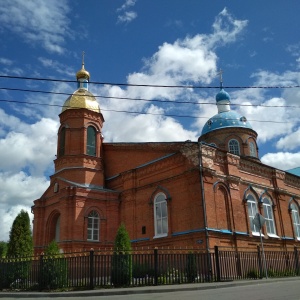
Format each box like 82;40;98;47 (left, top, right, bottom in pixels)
0;277;299;298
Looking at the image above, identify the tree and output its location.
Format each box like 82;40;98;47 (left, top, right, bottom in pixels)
7;210;33;258
2;210;33;288
111;223;132;286
0;242;7;258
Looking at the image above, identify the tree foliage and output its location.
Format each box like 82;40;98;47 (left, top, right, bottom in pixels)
39;240;68;290
0;242;7;258
111;223;132;286
113;223;132;252
7;210;33;258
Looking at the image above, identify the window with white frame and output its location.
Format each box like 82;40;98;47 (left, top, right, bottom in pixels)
228;139;240;155
247;194;259;234
87;210;99;241
154;193;168;237
291;203;300;239
262;198;276;236
249;141;256;157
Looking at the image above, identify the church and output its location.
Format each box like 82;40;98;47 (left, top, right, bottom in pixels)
32;61;300;254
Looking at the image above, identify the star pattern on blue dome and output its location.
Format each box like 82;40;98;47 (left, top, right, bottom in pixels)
201;111;253;135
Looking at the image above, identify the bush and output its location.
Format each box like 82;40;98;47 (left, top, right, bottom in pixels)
0;258;32;289
111;224;132;286
39;241;68;290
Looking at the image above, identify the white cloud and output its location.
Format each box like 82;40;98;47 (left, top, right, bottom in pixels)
0;58;13;66
261;152;300;171
0;116;58;176
98;8;248;142
0;0;71;53
240;97;293;143
118;11;137;24
38;57;75;77
117;0;137;11
117;0;138;24
0;111;56;241
276;128;300;151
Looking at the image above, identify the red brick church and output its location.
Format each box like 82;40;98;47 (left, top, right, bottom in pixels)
32;62;300;253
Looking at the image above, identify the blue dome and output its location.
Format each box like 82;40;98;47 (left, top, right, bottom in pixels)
201;111;253;135
216;88;230;102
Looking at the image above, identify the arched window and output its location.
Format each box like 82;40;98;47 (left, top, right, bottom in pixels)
291;203;300;239
246;194;259;234
86;126;96;156
87;210;99;241
249;141;256;157
59;127;66;157
262;198;276;236
154;193;168;238
228;139;240;155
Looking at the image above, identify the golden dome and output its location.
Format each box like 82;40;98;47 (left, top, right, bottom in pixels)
76;63;90;80
61;88;100;113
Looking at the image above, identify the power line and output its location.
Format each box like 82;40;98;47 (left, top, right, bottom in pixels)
0;74;300;89
0;87;300;109
0;98;289;124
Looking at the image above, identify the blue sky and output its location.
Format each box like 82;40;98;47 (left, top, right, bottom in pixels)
0;0;300;241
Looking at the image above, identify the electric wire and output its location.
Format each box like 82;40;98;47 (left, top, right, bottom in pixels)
0;74;300;89
0;99;289;124
0;87;299;109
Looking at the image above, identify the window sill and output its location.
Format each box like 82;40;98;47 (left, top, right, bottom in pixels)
267;234;280;239
252;232;264;237
153;234;168;239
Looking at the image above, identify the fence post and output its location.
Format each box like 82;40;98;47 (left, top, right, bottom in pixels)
294;247;299;275
214;246;221;282
154;248;158;286
257;245;263;279
89;249;94;290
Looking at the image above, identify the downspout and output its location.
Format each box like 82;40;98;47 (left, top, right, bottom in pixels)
198;141;209;253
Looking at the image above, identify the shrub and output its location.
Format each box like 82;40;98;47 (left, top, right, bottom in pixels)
39;241;68;290
111;224;132;286
0;258;31;289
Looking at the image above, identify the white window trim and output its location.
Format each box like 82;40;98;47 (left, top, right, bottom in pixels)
291;204;300;239
228;139;240;156
87;210;100;242
263;198;277;236
153;192;168;239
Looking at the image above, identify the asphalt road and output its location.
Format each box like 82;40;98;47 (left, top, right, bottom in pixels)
103;280;300;300
1;279;299;300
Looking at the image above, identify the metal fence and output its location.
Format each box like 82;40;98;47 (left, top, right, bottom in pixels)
0;246;299;291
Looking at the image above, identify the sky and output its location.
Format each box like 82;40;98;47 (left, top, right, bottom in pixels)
0;0;300;241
